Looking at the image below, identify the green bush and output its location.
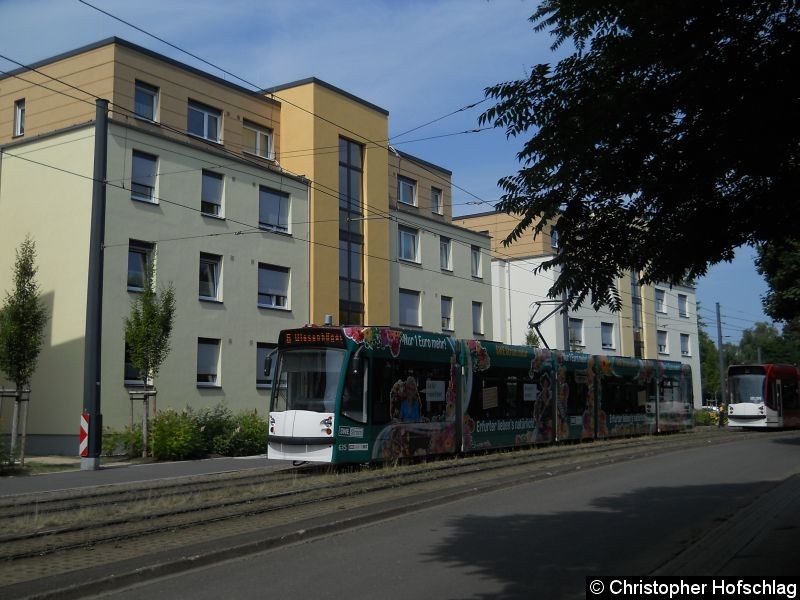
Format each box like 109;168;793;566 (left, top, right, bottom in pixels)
150;409;204;461
193;405;234;455
102;425;143;457
694;409;720;426
213;410;268;457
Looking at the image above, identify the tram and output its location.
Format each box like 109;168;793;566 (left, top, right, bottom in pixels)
726;364;800;428
266;326;694;464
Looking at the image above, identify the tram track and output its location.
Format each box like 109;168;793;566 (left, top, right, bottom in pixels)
0;429;743;566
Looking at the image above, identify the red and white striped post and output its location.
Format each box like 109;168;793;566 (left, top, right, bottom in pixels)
79;412;89;458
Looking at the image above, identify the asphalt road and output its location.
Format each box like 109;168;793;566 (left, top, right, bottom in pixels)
84;431;800;600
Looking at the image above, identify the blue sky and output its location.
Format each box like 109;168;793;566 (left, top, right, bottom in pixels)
0;0;773;341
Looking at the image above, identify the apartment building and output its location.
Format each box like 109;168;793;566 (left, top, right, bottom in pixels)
454;211;702;407
0;39;491;453
0;39;311;453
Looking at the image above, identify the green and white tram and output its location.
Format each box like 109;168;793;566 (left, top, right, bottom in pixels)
266;326;694;464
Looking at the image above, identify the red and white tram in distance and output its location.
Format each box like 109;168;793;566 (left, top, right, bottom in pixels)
727;364;800;428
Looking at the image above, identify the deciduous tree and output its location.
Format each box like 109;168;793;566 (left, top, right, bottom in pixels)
481;1;800;310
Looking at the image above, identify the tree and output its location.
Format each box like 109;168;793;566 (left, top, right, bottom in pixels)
698;327;719;403
124;267;175;457
756;239;800;323
525;327;541;347
0;236;49;462
480;1;800;311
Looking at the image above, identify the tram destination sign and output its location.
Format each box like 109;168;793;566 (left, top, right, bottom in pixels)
280;329;346;348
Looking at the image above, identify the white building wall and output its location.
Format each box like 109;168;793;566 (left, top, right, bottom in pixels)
493;257;703;407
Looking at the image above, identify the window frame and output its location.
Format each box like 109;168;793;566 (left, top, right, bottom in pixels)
13;99;25;137
399;288;421;327
127;239;154;292
243;120;273;160
130;150;158;203
431;186;443;215
441;295;453;331
680;333;691;356
678;293;689;318
601;321;615;350
199;252;222;302
187;100;221;142
398;225;420;263
550;227;559;249
655;288;667;313
258;263;290;310
398;176;417;207
134;81;158;121
197;337;221;387
568;317;584;347
657;329;669;354
258;186;290;233
472;301;484;335
471;245;482;278
440;236;452;271
201;170;224;217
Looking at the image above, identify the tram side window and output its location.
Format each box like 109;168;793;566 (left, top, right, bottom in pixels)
781;379;800;410
565;372;590;417
602;377;649;414
470;369;534;419
371;358;451;423
342;357;367;424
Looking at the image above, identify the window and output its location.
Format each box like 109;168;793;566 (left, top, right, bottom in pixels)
472;301;483;335
197;338;220;386
680;333;691;356
398;226;419;262
655;288;666;313
431;187;443;214
568;318;584;347
550;227;559;249
398;176;417;206
601;322;614;349
259;186;289;232
127;240;153;291
131;151;157;203
258;264;289;309
441;296;453;331
339;138;365;324
243;120;273;159
134;81;158;121
187;100;221;142
678;293;689;318
471;245;482;278
201;170;223;217
199;253;221;301
257;342;276;387
657;330;669;354
399;289;420;327
440;236;452;271
13;99;25;136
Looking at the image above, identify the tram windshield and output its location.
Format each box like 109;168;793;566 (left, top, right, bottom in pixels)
729;374;765;404
272;348;345;413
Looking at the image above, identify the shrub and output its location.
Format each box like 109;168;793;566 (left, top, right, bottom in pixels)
694;409;720;426
150;409;204;461
102;425;143;458
194;404;234;455
213;410;268;457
